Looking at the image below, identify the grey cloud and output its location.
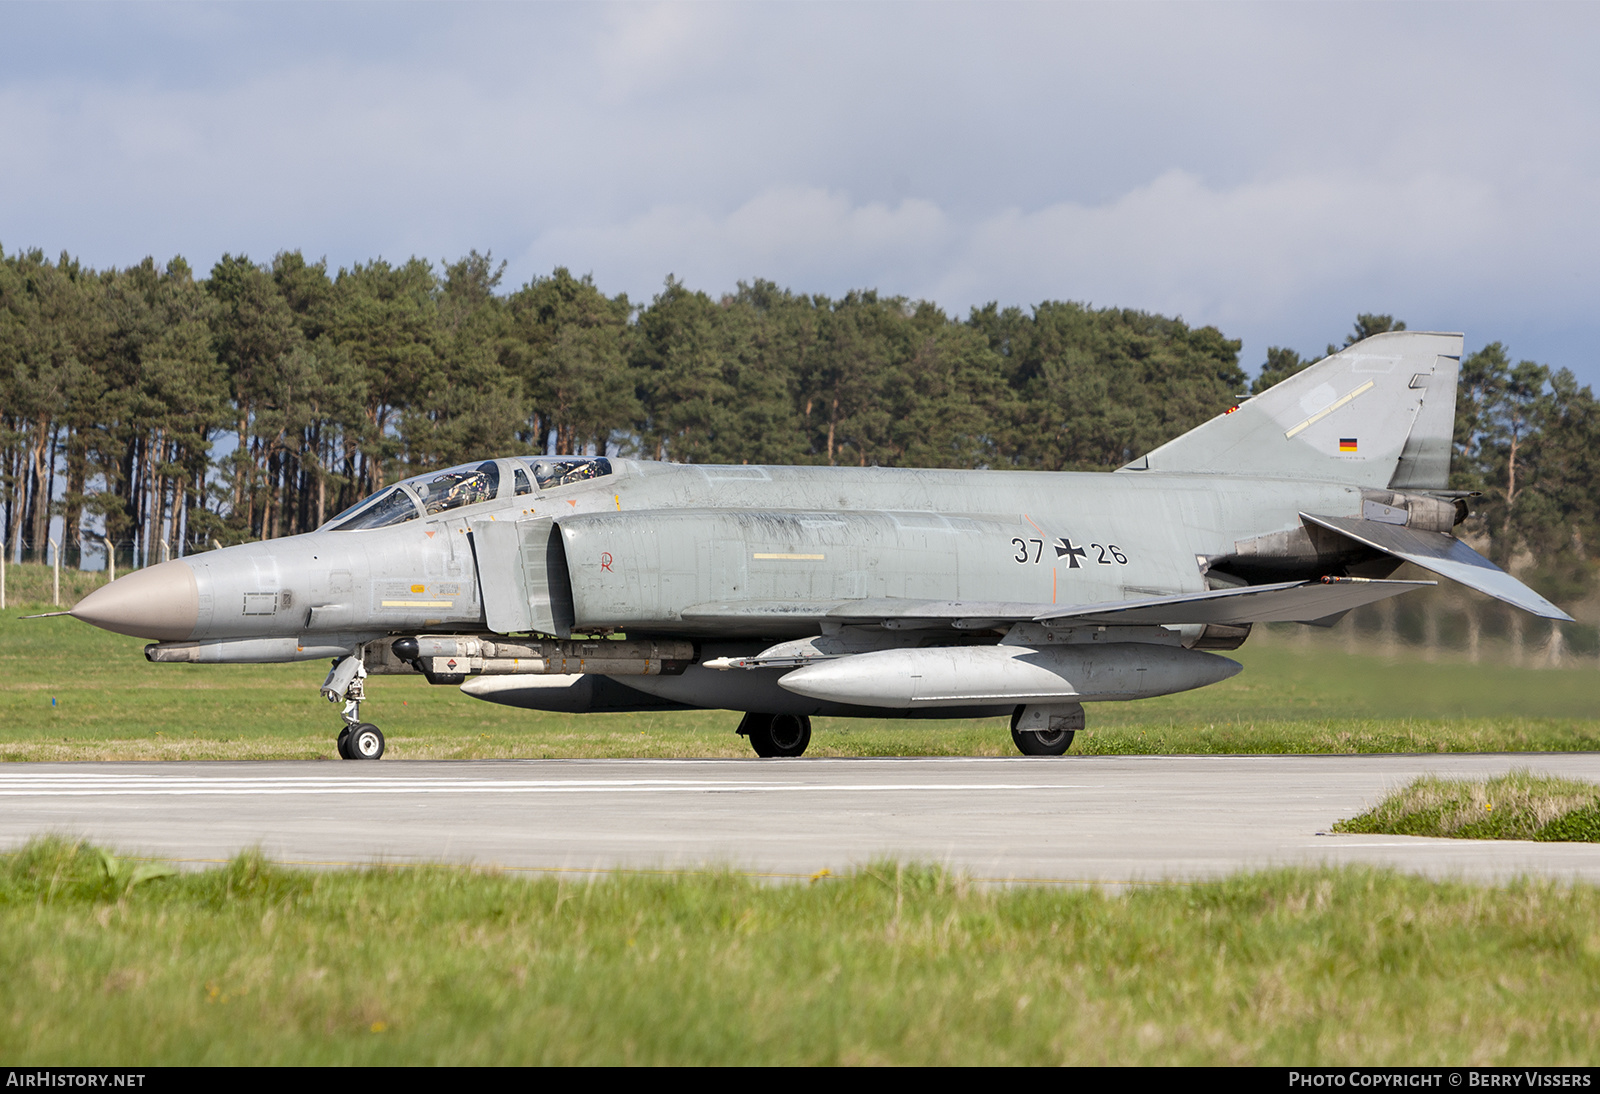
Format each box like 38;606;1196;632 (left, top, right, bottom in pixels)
2;3;1599;378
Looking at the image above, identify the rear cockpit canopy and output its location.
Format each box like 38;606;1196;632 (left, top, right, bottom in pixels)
524;457;612;491
323;457;613;531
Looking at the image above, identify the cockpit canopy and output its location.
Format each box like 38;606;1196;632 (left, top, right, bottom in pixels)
523;457;612;491
325;457;613;531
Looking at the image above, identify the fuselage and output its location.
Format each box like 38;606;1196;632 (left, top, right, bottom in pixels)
73;455;1374;655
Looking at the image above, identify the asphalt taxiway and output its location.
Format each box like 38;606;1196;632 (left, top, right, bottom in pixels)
2;754;1597;884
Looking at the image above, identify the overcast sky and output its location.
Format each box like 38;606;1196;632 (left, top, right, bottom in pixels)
4;2;1598;385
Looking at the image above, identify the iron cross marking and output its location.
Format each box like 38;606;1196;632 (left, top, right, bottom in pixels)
1055;538;1086;569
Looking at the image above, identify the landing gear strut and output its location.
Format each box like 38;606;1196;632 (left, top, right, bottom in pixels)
324;655;384;760
737;712;812;758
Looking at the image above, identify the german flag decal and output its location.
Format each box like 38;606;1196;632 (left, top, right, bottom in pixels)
1339;438;1358;452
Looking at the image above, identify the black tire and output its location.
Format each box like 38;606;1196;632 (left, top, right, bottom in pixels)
336;727;353;760
1009;708;1075;756
740;712;811;758
347;723;386;760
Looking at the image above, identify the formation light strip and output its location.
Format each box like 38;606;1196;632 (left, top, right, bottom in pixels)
1284;380;1375;439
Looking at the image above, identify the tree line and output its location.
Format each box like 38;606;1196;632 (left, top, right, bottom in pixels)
2;248;1595;605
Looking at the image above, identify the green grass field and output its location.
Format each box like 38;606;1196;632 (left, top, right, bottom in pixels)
4;579;1599;759
4;839;1599;1065
1335;771;1600;841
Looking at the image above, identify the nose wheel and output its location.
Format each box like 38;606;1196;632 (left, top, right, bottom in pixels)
323;654;385;760
337;723;386;761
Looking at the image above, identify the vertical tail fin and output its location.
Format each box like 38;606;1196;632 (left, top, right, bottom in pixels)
1121;331;1463;488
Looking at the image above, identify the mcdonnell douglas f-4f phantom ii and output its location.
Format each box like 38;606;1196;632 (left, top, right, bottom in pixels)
68;331;1570;759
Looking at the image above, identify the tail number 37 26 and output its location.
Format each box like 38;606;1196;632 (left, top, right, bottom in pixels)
1010;538;1127;565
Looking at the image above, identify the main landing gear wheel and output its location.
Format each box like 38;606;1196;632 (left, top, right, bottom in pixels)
342;723;386;760
1010;709;1076;757
738;712;812;758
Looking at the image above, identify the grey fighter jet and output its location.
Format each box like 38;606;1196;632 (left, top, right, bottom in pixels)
69;331;1569;759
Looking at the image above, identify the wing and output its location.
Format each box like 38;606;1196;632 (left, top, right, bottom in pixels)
682;577;1432;634
697;578;1432;670
1031;577;1434;626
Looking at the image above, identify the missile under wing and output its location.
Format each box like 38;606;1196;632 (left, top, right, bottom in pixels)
68;331;1569;759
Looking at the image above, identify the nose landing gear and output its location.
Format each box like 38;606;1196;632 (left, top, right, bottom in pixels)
324;655;385;760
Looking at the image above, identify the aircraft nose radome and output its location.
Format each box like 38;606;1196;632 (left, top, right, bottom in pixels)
70;559;199;641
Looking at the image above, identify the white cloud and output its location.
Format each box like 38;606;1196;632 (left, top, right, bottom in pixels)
528;187;950;298
949;169;1502;315
525;163;1590;359
593;2;731;102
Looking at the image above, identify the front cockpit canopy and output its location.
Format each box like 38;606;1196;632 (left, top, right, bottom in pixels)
414;464;499;515
324;457;612;531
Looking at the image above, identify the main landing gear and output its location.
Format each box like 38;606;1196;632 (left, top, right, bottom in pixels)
1009;703;1083;757
324;655;385;760
737;712;812;758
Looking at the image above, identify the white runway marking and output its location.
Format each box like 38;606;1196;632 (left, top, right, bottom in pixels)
0;774;1084;797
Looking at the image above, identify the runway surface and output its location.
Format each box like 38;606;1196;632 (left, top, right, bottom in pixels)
3;754;1598;884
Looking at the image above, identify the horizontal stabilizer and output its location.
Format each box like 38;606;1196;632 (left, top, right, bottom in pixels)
1300;513;1573;621
1033;578;1433;626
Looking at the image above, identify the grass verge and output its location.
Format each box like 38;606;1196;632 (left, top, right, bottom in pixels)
5;839;1600;1065
1334;771;1600;841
